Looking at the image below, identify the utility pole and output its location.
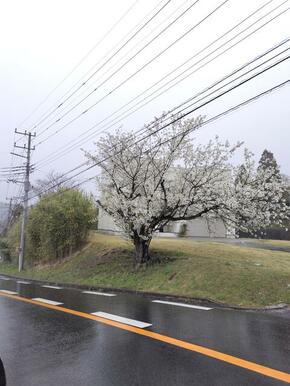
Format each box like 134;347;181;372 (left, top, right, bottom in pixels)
12;129;36;271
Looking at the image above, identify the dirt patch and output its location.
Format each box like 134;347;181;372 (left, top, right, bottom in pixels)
77;247;133;272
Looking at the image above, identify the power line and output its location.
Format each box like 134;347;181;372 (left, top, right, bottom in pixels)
28;79;289;202
6;1;288;205
159;48;289;123
36;43;289;175
60;55;290;182
28;0;168;135
108;8;290;133
34;0;192;134
28;66;289;201
34;0;282;148
5;139;27;201
35;4;289;168
0;166;26;171
142;80;290;153
16;0;141;130
31;0;173;135
34;0;228;143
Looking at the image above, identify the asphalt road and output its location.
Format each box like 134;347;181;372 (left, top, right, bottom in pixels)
0;276;289;386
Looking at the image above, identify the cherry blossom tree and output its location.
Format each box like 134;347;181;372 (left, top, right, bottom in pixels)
86;114;288;267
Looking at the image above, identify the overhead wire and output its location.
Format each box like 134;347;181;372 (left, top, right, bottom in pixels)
30;55;290;197
36;43;289;175
35;2;289;168
34;0;192;134
53;54;290;181
27;79;290;202
33;0;209;140
34;0;282;145
9;0;288;205
0;166;26;171
16;0;141;130
33;0;229;150
30;0;173;135
4;140;27;201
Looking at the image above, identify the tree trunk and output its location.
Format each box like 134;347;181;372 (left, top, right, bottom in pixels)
133;236;151;267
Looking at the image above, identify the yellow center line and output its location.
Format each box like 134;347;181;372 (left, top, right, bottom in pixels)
0;292;289;384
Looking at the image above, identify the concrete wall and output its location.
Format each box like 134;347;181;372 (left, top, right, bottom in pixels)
98;209;120;233
98;208;229;238
186;217;227;238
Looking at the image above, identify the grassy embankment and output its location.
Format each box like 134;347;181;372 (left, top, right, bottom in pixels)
1;233;290;307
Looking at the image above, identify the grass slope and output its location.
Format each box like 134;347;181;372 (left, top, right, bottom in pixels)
1;233;290;307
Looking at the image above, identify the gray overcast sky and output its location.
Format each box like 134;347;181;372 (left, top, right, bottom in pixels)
0;0;289;201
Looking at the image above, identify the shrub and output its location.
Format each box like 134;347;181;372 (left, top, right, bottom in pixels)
27;189;97;262
178;223;187;237
6;189;97;264
0;238;11;262
6;220;21;262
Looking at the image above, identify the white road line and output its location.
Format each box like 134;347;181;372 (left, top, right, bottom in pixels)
152;300;212;310
32;298;63;305
42;285;62;290
82;290;116;297
0;277;10;281
17;281;31;285
91;311;152;328
0;290;18;295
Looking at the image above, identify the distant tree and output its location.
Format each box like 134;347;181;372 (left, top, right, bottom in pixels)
9;203;22;224
0;202;22;237
258;149;281;182
238;152;290;239
32;171;75;198
86;114;288;267
6;220;21;261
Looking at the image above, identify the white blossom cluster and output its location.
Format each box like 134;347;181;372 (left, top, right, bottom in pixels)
86;114;288;242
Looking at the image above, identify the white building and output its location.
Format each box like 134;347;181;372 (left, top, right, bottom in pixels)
98;208;232;238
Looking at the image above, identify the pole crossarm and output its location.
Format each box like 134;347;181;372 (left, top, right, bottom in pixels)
10;152;28;159
15;128;36;137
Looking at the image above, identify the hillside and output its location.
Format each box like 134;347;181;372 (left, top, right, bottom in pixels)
1;232;290;307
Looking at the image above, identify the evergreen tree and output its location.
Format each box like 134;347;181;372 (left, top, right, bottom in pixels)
258;149;281;182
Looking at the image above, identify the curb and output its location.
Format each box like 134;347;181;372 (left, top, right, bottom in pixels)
0;273;288;312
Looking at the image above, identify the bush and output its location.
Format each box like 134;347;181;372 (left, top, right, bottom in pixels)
6;189;97;265
6;221;21;262
178;223;187;237
0;238;11;261
27;189;97;262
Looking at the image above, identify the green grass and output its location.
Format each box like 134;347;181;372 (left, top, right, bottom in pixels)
1;233;290;307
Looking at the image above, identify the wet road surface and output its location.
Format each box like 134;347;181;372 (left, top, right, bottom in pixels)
0;276;289;385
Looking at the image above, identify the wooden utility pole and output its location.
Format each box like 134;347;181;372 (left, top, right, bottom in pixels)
12;129;35;271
